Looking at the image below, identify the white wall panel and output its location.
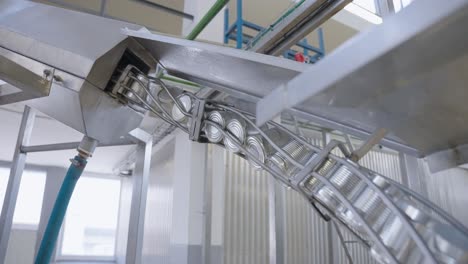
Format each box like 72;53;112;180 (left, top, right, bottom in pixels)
223;151;269;264
142;141;175;264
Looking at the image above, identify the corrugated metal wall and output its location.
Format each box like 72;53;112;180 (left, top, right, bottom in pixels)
148;133;468;264
220;137;407;264
412;160;468;228
284;188;331;264
223;151;270;264
142;142;175;264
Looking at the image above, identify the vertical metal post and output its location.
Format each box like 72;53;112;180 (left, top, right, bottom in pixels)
376;0;395;17
268;178;285;264
202;145;213;264
209;146;226;264
125;137;152;264
236;0;243;49
0;106;35;263
224;7;229;44
318;28;325;56
302;39;309;57
321;131;334;264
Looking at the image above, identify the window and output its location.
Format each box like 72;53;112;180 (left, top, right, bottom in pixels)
59;176;121;259
353;0;378;14
0;168;46;228
393;0;413;13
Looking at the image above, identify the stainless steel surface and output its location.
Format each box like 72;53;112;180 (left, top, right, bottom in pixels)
0;47;53;105
123;28;420;157
123;28;306;101
0;1;153;143
0;0;138;82
257;0;468;157
0;106;35;263
248;0;350;56
20;139;134;153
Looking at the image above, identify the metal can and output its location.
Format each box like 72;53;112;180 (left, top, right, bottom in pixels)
246;128;290;170
171;94;192;123
204;111;232;143
223;117;247;153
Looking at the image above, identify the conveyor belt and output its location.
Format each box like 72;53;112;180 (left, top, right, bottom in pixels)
117;67;468;264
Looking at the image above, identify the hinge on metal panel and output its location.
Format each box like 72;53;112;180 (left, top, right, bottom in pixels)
189;98;206;142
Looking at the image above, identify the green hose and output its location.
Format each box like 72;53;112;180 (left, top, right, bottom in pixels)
160;75;201;88
186;0;230;40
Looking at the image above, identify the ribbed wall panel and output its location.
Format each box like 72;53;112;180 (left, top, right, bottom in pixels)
142;144;175;264
223;151;270;264
333;224;379;264
413;160;468;228
284;188;331;264
220;134;467;264
359;150;402;183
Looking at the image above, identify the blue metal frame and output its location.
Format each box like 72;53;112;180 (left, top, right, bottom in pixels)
224;0;326;63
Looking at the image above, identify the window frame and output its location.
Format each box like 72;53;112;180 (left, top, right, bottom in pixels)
54;173;122;263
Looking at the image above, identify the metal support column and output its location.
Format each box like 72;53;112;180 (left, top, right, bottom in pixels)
322;131;335;264
235;0;243;49
224;7;229;44
268;177;285;264
125;132;153;264
170;131;208;264
0;106;35;263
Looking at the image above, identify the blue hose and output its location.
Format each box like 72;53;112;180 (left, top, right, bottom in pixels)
35;155;87;264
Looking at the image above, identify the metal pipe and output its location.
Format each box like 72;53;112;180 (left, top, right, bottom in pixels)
0;106;35;263
224;7;229;44
235;0;242;48
34;154;88;264
20;140;134;153
186;0;230;40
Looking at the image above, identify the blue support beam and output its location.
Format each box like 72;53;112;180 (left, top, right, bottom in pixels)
224;0;325;63
224;8;229;44
236;0;243;49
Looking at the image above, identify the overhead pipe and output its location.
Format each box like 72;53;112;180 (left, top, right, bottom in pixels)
34;136;98;264
186;0;230;40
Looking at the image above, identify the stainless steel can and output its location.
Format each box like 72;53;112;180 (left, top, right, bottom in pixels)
246;128;290;170
204;111;232;143
223;117;247;153
171;94;192;123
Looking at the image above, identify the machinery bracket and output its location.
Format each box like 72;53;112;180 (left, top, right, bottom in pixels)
189;98;206;142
